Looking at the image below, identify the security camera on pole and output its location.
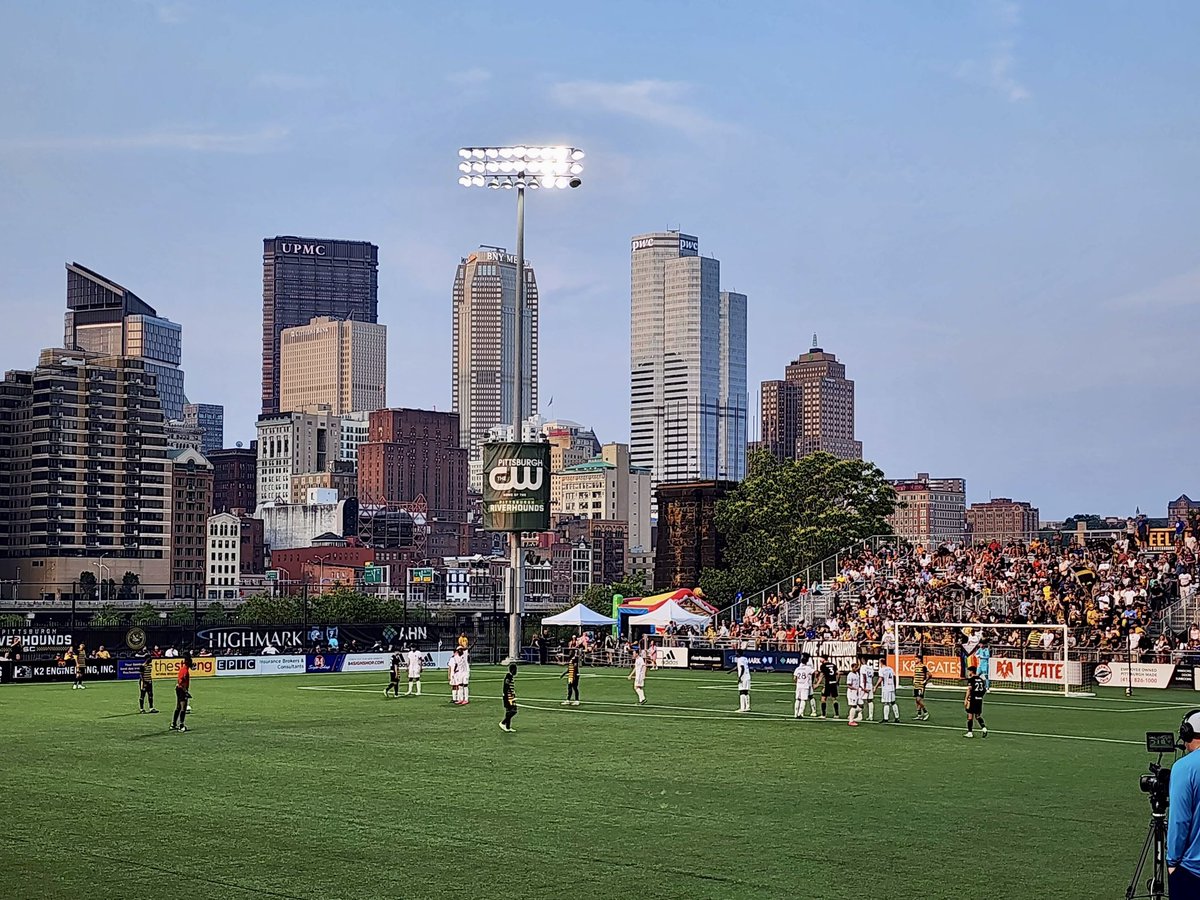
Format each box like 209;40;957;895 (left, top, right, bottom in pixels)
458;145;584;665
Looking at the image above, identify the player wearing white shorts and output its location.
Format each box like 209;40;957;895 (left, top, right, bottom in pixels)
733;651;752;712
846;662;863;727
793;652;816;718
448;647;466;705
877;658;900;722
860;658;877;722
405;647;423;695
459;647;471;705
628;649;648;705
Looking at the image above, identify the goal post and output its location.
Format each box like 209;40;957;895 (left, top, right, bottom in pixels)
891;622;1094;697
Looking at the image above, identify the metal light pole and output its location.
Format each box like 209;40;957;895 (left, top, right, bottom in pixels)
457;145;584;665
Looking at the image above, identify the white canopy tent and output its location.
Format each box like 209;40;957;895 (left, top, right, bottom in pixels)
628;599;710;629
540;603;618;627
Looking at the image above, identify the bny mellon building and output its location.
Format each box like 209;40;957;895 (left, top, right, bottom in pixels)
452;247;538;489
629;231;747;495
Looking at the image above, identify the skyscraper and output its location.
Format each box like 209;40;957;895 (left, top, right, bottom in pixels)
278;316;387;415
760;338;862;461
64;263;187;420
452;246;539;471
0;348;172;598
629;231;747;494
261;236;379;415
183;402;224;455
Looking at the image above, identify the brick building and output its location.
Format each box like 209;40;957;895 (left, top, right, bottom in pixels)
167;448;213;598
966;498;1039;543
653;481;734;592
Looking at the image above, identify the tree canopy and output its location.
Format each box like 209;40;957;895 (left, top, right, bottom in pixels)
699;449;897;607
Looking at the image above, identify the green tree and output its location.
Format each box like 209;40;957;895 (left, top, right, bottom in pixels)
200;602;228;626
167;603;193;626
235;594;302;625
118;571;140;601
699;449;897;607
90;604;123;626
78;571;98;602
130;602;161;626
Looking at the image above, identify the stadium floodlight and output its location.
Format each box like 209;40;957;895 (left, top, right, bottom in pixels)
455;146;584;190
455;144;584;665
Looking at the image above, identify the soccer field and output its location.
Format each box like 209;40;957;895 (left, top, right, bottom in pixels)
0;665;1177;899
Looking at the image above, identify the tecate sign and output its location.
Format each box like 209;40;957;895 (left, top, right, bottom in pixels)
279;242;327;256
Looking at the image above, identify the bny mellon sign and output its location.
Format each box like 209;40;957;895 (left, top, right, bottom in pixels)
482;442;551;532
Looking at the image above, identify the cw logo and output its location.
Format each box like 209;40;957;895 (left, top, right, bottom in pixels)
488;465;543;492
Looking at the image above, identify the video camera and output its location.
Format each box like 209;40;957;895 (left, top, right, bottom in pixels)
1139;732;1176;816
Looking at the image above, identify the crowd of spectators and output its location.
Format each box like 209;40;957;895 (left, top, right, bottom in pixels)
719;524;1200;661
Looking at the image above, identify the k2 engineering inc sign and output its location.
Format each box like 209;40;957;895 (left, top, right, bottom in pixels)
482;442;551;532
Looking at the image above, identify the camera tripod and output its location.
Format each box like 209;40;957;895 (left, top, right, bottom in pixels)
1126;809;1168;900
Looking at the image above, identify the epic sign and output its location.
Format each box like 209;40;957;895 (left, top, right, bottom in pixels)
278;242;327;256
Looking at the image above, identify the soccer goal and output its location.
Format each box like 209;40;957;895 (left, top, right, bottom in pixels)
891;622;1094;697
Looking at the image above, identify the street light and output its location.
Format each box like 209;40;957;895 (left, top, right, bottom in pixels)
94;553;110;605
457;144;584;665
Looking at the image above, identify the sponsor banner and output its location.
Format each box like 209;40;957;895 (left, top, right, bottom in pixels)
989;656;1084;686
688;650;724;670
117;659;145;680
654;647;688;669
151;657;216;680
341;653;393;673
1095;661;1176;690
0;659;11;684
482;441;551;532
1172;665;1195;688
10;660;119;682
216;657;260;676
887;654;962;680
0;627;74;653
419;651;454;671
306;653;346;674
259;655;306;675
723;650;812;673
196;627;305;652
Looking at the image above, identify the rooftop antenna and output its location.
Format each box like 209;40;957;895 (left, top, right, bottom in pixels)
812;333;819;349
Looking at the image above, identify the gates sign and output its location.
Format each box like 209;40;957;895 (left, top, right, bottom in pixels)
482;442;551;532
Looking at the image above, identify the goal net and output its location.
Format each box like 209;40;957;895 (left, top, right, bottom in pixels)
891;622;1093;697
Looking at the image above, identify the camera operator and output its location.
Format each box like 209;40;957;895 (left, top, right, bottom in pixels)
1169;711;1200;897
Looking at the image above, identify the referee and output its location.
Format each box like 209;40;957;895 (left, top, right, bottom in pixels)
170;653;193;733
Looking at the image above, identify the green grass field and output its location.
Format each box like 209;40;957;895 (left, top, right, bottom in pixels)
0;665;1179;899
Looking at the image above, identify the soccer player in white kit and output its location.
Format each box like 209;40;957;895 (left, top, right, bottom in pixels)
448;647;465;704
860;658;878;722
846;661;863;727
628;649;648;705
793;652;817;718
878;657;900;723
733;650;752;712
459;647;471;705
405;646;423;695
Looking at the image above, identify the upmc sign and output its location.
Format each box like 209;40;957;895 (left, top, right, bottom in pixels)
279;242;327;256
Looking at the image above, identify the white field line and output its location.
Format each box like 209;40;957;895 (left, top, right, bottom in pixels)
298;685;1145;745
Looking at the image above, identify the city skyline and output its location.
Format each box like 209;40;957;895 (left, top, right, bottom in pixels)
2;3;1198;518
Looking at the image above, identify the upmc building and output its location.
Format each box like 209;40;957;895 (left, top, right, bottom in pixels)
261;236;379;415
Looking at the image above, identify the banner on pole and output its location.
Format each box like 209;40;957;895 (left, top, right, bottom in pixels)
482;442;551;532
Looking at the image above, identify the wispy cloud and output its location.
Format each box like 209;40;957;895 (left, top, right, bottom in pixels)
253;72;328;91
0;126;289;154
550;79;730;137
1106;267;1200;311
447;67;492;86
136;0;190;25
957;1;1031;103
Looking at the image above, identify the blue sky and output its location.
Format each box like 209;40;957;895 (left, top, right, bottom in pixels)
1;0;1197;519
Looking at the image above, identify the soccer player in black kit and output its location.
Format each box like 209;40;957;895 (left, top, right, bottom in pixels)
499;663;518;732
384;653;402;698
818;658;840;719
560;650;581;706
138;654;157;713
964;665;988;738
